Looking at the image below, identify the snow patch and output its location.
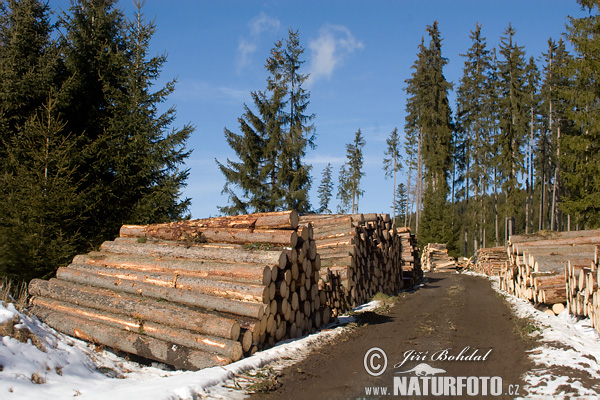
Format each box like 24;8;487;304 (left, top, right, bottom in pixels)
0;300;382;399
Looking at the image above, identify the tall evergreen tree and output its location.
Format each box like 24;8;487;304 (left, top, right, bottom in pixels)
539;38;570;231
60;0;192;245
383;127;402;224
395;182;408;226
317;163;334;213
346;129;365;213
336;163;352;214
455;23;492;254
408;22;454;247
559;1;600;228
404;37;427;233
279;30;315;213
524;56;541;234
0;0;69;280
0;96;82;281
496;24;528;234
218;29;314;215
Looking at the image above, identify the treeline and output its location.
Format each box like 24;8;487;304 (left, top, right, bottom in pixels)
0;0;192;282
217;2;600;259
402;1;600;256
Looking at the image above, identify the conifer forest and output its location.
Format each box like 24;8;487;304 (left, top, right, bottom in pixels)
2;0;600;284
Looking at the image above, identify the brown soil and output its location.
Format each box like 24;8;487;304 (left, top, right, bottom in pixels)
252;272;535;399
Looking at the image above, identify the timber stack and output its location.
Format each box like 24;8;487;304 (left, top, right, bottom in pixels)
299;214;420;316
500;230;600;315
421;243;456;272
472;247;508;276
397;227;421;284
28;210;331;371
565;245;600;326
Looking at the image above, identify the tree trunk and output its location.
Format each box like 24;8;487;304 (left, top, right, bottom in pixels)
31;305;232;370
31;296;243;361
56;267;266;319
28;278;241;340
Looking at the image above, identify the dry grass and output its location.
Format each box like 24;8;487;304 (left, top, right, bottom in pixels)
0;278;29;311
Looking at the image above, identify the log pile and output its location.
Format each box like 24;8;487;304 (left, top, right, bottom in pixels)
29;211;332;370
565;245;600;325
500;230;600;315
472;247;508;276
421;243;456;272
299;214;420;316
397;227;422;284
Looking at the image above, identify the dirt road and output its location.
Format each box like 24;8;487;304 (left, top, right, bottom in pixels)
253;272;534;399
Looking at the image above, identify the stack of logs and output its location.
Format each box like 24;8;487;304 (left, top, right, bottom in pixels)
565;245;600;326
28;211;332;370
421;243;456;272
500;230;600;315
398;227;422;283
299;214;421;316
472;247;508;276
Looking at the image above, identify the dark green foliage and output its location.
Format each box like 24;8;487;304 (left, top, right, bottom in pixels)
405;21;454;244
383;127;402;222
218;29;314;215
559;1;600;228
496;24;528;219
341;129;365;214
317;163;334;213
395;183;407;226
0;97;81;281
0;0;192;281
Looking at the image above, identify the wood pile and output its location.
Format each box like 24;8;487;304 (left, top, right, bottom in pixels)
28;211;332;371
500;230;600;315
565;245;600;324
421;243;456;272
397;227;422;284
472;247;508;276
298;214;421;316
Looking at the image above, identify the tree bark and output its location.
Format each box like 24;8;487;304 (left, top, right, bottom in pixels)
28;278;240;340
31;305;233;370
56;267;266;319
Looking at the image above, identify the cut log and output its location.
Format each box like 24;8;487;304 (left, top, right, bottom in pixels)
28;278;240;340
121;211;299;234
56;267;265;319
100;241;288;269
74;253;273;286
31;305;232;370
31;296;243;361
64;263;270;304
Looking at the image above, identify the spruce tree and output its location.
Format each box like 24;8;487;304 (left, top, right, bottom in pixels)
218;30;314;215
317;163;334;213
395;183;408;226
336;163;352;214
539;38;570;230
60;0;193;244
559;1;600;228
496;24;528;231
279;30;315;213
0;96;82;281
346;129;365;213
383;127;402;224
455;23;492;254
407;22;454;247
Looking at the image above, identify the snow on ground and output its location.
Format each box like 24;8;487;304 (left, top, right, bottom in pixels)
0;300;382;400
5;272;600;399
464;270;600;398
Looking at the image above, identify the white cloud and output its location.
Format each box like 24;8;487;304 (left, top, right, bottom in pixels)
236;12;280;73
249;12;280;36
307;24;364;85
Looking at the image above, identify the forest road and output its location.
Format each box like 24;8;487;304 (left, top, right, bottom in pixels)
252;272;534;400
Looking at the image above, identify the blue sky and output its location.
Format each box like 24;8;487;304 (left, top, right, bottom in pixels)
55;1;589;218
